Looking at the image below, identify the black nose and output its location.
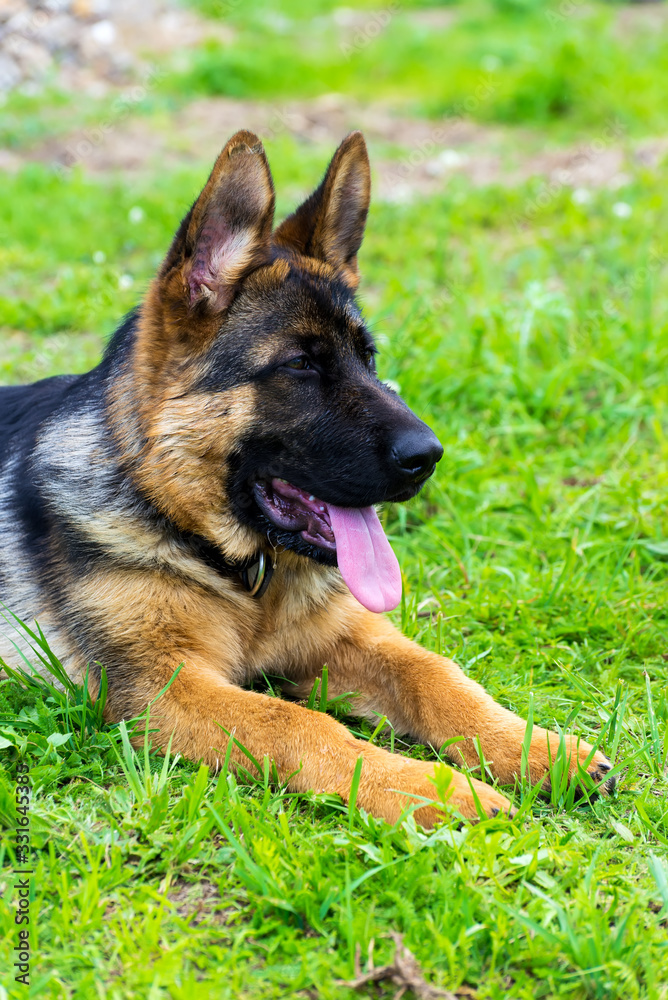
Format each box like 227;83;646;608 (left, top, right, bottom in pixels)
391;426;443;481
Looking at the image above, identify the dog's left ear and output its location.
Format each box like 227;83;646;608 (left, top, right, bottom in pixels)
274;131;370;290
160;129;275;321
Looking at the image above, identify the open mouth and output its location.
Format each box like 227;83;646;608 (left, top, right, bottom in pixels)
254;479;336;550
253;478;403;614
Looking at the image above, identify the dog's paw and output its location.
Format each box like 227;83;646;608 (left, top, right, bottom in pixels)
385;760;514;829
582;750;617;795
532;731;616;797
442;770;515;823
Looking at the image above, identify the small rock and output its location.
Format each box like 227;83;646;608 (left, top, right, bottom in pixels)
5;36;52;78
39;14;80;52
0;2;26;27
88;18;115;46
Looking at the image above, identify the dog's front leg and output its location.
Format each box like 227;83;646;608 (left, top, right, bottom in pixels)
111;661;510;826
297;611;615;796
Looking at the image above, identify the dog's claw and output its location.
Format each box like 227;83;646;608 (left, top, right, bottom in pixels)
490;805;517;820
590;755;615;786
572;757;617;799
591;768;616;795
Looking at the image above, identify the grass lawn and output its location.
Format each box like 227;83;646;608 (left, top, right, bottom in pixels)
1;2;668;998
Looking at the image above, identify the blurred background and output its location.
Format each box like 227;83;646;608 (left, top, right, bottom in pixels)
2;0;668;383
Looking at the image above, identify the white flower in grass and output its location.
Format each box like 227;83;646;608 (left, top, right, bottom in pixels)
128;206;145;224
571;188;591;205
118;274;134;290
612;201;632;218
92;250;106;264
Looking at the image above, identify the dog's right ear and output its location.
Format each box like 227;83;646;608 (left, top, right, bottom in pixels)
156;130;275;343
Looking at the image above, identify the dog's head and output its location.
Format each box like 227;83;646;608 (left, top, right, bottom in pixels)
120;130;442;611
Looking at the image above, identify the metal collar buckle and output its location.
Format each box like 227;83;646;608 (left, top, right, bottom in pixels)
240;551;274;598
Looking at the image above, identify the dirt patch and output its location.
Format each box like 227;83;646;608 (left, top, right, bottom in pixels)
29;92;496;175
375;131;668;201
166;878;234;927
339;932;472;1000
615;0;668;36
22;91;667;202
2;4;668;196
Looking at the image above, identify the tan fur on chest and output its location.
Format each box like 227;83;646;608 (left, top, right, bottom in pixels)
71;553;352;687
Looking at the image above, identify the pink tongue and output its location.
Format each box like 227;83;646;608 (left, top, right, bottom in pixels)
327;505;402;614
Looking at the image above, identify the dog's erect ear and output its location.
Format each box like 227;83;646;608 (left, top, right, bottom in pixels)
160;130;275;317
273;131;370;289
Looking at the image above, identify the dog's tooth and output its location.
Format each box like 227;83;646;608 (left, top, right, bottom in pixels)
319;506;325;512
309;495;315;501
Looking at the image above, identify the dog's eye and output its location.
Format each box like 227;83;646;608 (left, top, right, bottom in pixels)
363;349;376;370
283;356;311;371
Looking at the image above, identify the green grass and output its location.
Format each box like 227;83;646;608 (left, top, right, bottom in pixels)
4;1;668;156
1;151;667;999
174;0;668;136
1;2;668;995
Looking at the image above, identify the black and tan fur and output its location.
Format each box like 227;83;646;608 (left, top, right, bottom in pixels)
0;131;614;825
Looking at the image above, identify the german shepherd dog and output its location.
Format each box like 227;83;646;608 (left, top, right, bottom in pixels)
0;131;614;824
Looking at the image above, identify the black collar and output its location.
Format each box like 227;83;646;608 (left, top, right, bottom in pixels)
181;532;274;598
124;479;274;598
